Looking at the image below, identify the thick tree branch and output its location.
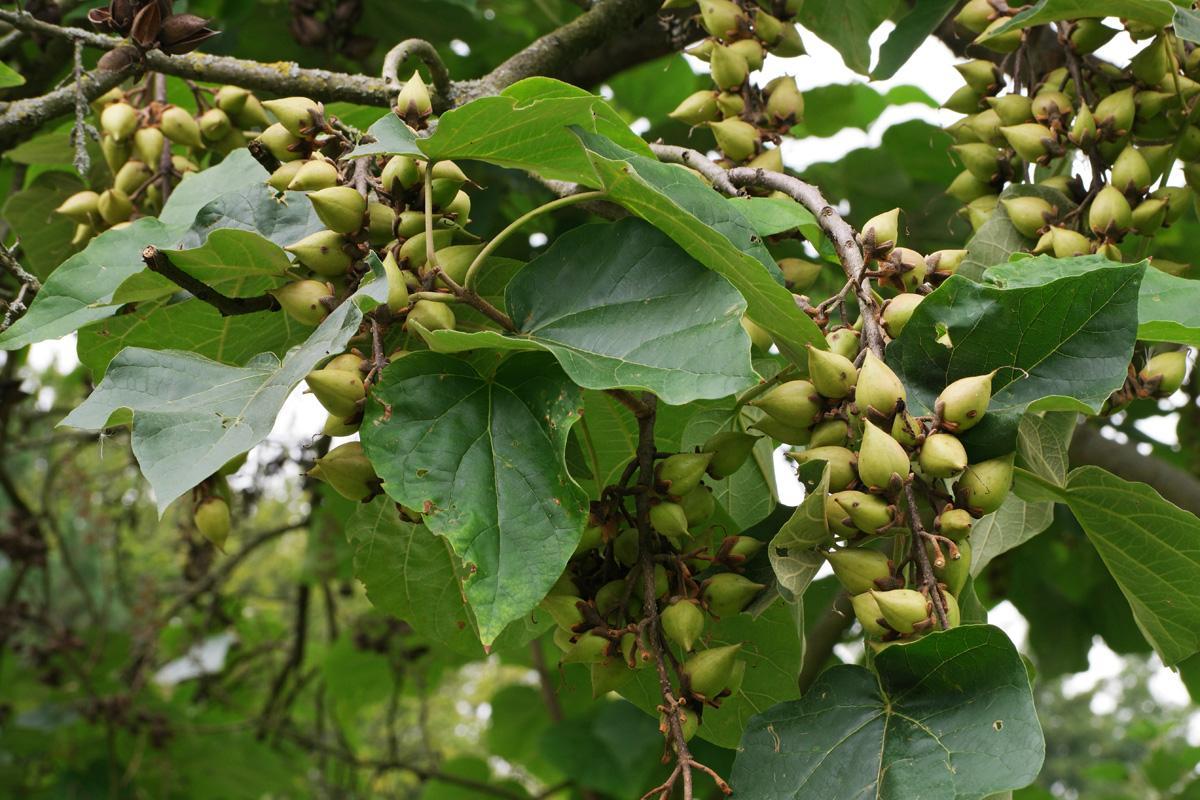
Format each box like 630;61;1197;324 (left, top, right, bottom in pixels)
1069;423;1200;517
142;246;280;316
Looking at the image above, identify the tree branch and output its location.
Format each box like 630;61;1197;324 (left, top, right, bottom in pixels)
142;246;280;316
1069;423;1200;516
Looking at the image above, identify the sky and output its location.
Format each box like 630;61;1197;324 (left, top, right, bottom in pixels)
14;15;1197;728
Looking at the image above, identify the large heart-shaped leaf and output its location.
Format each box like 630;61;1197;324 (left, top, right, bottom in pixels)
986;254;1200;347
414;218;757;404
158;148;272;228
982;0;1175;41
732;625;1044;799
59;265;389;513
574;130;826;364
886;264;1143;457
360;350;588;645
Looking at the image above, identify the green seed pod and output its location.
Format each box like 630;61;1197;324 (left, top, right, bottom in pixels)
807;344;858;399
860;208;900;252
322;413;359;437
1131;35;1170;85
113;160;152;196
679;485;716;526
1070;18;1118;52
267;161;304;193
263;96;320;137
382;252;410;313
100;134;130;173
612;527;639;567
650;501;691;546
193;496;231;551
953;0;993;33
918;433;968;478
952;142;1004;182
682;643;741;699
870;588;930;634
1111;146;1152;194
97;189;133;226
936;373;992;432
395;71;433;120
1000;196;1054;238
942;592;961;628
1068;102;1097;147
850;591;890;636
888;246;929;292
1094;86;1136;134
943;85;983;115
778;257;822;290
930;538;971;596
966;109;1005;148
975;17;1022;53
285;230;352;277
1034;226;1092;258
947;170;994;203
1031;90;1072;124
955;59;1001;93
698;0;745;37
749;415;810;446
764;76;804;123
702;430;759;479
741;316;774;351
71;223;94;246
855;351;906;417
727;38;764;70
1000;123;1055;163
936;507;973;541
662;600;706;651
1140;350;1188;395
710;44;749;91
309;442;378;501
751;379;822;428
100;101;138;141
857;422;911;490
56;190;100;224
703;574;764;618
591;658;635;697
708;118;759;162
539;594;584;631
308;186;367;235
769;22;806;57
661;708;700;743
791;446;858;490
562;632;610;665
826;547;891;594
809;419;848;448
381;155;421;193
727;536;764;562
669;90;720;125
271;279;332;326
198;107;232;142
825;327;860;360
160;105;204;149
214;85;249;116
954;454;1015;516
753;8;784;43
234;93;271;129
890;410;922;448
287;159;339;192
407;299;456;332
986;94;1034;126
594;579;628;618
657;452;713;496
399;230;454;270
1131;197;1169;235
1089;185;1133;238
306;367;365;417
825;493;858;537
881;293;923;339
834;491;895;535
133;126;165;168
256;123;304;162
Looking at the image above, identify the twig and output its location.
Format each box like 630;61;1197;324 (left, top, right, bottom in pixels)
647;144;738;196
69;39;95;175
903;481;948;629
0;242;40;331
142;246;280;316
380;39;452;99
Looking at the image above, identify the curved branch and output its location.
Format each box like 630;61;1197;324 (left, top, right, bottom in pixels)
380;39;451;99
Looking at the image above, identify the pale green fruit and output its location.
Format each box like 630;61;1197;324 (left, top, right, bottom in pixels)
193;496;231;551
395;71;433;119
954;454;1015;516
287;159;339;191
807;344;858;399
790;446;858;490
263;96;320;137
855;351;905;417
656;452;713;496
918;433;968;478
856;422;911;490
834;491;895;535
256;123;303;162
285;230;352;277
681;643;741;699
1140;350;1187;395
306;367;365;418
751;380;822;428
850;591;890;636
826;547;891;594
936;373;992;432
650;501;691;544
308;186;367;234
702;574;765;617
881;293;923;338
870;588;930;634
662;600;705;651
407;299;456;332
161;106;204;149
271;280;332;326
309;442;378;501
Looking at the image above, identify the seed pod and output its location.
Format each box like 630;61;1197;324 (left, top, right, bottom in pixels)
1070;18;1118;52
953;0;992;33
594;579;626;617
955;59;1001;93
807;344;858;399
947;170;994;203
702;430;759;479
943;85;982;115
408;299;456;332
881;293;923;338
870;588;930;634
975;17;1022;53
698;0;745;37
855;351;905;417
1000;123;1055;163
395;71;433;120
381;252;410;313
850;591;890;636
1109;146;1152;195
100;101;138;141
826;547;891;594
367;202;397;246
791;446;858;490
748;414;810;445
952;142;1004;182
193;496;231;551
195;108;230;143
986;94;1034;126
728;38;765;70
306;367;365;417
778;257;821;290
809;419;848;448
954;454;1015;516
860;208;900;253
857;422;911;490
399;230;454;270
825;493;858;537
727;536;764;562
770;22;806;57
1067;102;1097;147
97;189;133;225
256;123;304;162
1089;185;1133;238
657;452;713;497
591;657;635;697
323;413;358;437
215;85;249;116
539;594;584;631
434;244;484;285
650;501;691;545
160;105;204;150
131;127;164;168
753;8;784;43
765;76;804;123
887;247;929;292
669;90;720;125
708;118;759;162
285;230;352;277
825;327;860;360
931;538;972;595
1131;35;1170;85
562;632;610;664
682;643;741;699
267;161;304;192
1031;91;1072;125
307;186;367;235
56;191;100;224
1000;196;1054;238
1131;197;1168;235
1094;86;1136;134
271;280;333;326
1140;350;1187;395
662;600;705;651
263;96;320;137
936;507;973;541
1034;226;1092;258
834;491;895;535
100;134;130;173
918;433;968;478
751;379;822;428
381;155;421;193
703;574;765;617
716;90;747;118
962;194;999;231
936;373;992;432
741;316;773;351
288;159;339;192
679;485;716;526
309;442;378;501
942;592;962;627
890;410;922;447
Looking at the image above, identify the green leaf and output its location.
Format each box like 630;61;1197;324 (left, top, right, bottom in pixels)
790;84;936;138
886;264;1143;456
1060;465;1200;666
344;498;549;657
986;254;1200;347
0;61;25;88
575;130;826;364
1178;7;1200;43
58;265;389;513
539;701;663;796
983;0;1175;41
729;196;820;242
770;466;831;599
360;351;588;645
958;184;1074;281
679;406;777;529
731;625;1044;800
873;0;958;79
414;218;757;404
618;600;803;748
345;113;423;158
419;77;650;184
158;148;270;228
970;412;1075;576
1;171;83;280
607;55;705;121
798;0;897;74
